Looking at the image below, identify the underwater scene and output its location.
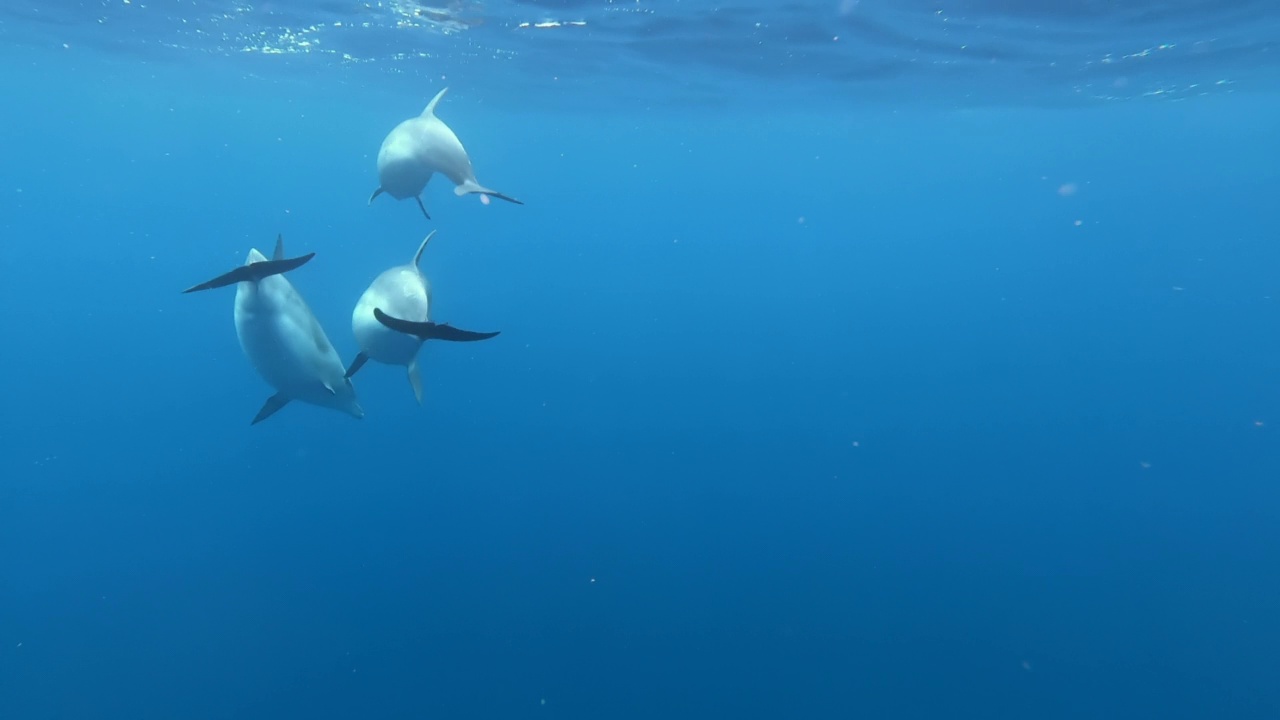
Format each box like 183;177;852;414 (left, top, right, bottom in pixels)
2;1;1279;718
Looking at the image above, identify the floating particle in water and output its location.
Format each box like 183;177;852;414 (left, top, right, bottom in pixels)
1058;182;1078;197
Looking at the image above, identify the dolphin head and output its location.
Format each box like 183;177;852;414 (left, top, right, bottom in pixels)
326;375;365;419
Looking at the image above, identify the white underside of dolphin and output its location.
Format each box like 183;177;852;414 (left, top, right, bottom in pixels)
183;236;364;425
345;230;501;403
368;87;523;219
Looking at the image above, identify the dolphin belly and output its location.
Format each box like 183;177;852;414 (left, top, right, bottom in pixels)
355;318;421;366
352;269;429;366
376;159;433;199
235;277;349;409
377;126;436;199
236;294;319;396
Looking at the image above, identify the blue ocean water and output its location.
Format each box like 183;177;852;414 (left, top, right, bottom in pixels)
2;1;1280;717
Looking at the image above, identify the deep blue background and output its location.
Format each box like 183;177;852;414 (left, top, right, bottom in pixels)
2;44;1280;718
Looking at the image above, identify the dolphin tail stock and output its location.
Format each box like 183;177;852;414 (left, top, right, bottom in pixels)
373;308;500;343
345;352;370;379
454;179;523;205
251;393;291;425
369;187;385;205
181;252;315;294
407;358;424;405
414;196;432;220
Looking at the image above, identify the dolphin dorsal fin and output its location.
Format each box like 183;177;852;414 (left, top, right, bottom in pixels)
422;87;449;117
412;230;437;268
272;234;285;261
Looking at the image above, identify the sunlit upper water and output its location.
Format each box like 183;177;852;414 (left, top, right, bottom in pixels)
4;0;1278;110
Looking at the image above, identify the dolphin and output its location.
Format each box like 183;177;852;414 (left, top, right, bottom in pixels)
368;87;523;219
182;235;364;425
346;230;500;403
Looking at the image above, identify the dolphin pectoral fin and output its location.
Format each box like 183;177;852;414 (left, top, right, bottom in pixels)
425;324;502;342
182;270;242;294
251;393;290;425
455;179;523;205
486;191;523;205
345;352;370;379
407;359;424;405
373;308;500;342
182;253;316;293
373;308;431;338
414;196;432;220
369;187;384;205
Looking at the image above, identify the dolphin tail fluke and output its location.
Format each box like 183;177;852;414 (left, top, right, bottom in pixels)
181;252;315;294
252;393;291;425
369;187;385;205
344;352;370;379
414;196;432;220
373;308;500;343
455;179;523;205
407;358;424;405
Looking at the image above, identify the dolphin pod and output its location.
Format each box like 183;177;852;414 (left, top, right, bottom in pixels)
183;88;513;424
